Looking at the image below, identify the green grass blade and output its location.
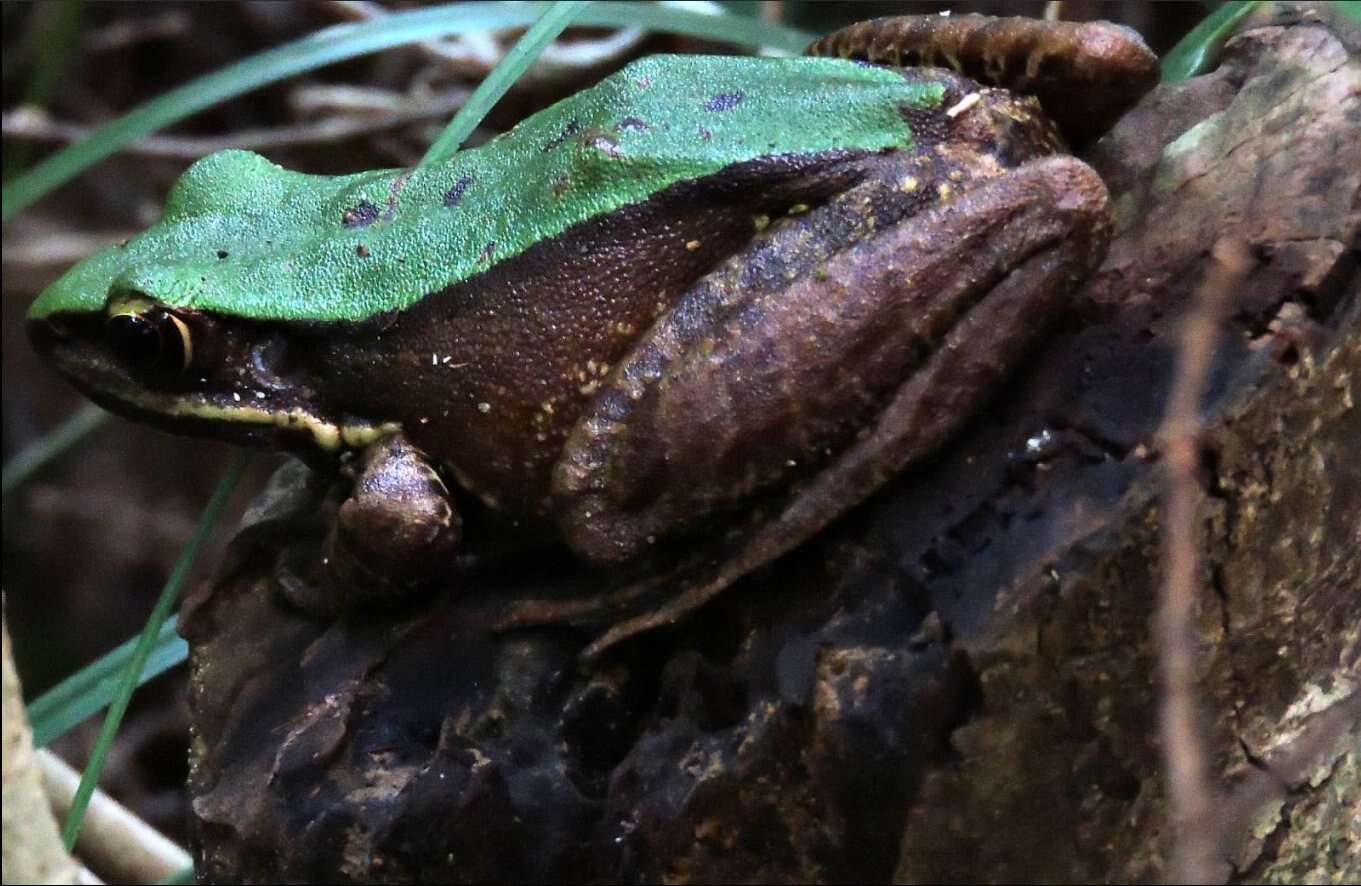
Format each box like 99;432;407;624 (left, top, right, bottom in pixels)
27;616;187;748
1161;1;1264;82
421;1;588;166
60;451;249;851
1;404;108;499
158;865;196;885
3;1;811;223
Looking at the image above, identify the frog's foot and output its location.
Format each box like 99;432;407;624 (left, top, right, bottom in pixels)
317;433;462;609
808;14;1159;146
549;155;1110;658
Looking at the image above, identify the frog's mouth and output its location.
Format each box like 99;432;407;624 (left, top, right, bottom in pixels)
28;312;399;457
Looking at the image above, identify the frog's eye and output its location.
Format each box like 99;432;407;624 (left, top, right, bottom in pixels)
107;307;192;375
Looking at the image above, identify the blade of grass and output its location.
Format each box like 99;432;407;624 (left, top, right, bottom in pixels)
158;866;196;885
1;403;107;499
1161;1;1264;82
420;0;587;166
3;1;811;223
60;451;249;851
27;617;186;748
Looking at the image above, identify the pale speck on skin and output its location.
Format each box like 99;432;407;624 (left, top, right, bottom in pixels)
945;92;981;118
478;402;491;414
232;392;242;402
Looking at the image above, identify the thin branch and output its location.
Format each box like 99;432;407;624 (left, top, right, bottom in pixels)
1157;236;1253;885
3;87;470;158
320;0;649;82
40;750;192;884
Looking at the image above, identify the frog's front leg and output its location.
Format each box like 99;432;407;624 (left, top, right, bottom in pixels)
551;154;1109;653
317;433;462;610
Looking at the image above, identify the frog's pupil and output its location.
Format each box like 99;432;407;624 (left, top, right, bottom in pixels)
108;311;182;374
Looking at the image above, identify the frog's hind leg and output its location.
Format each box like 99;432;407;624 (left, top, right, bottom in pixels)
554;155;1111;659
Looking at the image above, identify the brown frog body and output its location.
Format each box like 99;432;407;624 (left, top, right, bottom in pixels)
27;15;1158;652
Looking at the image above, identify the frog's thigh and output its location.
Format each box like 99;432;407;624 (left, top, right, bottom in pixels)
324;433;462;604
554;155;1109;567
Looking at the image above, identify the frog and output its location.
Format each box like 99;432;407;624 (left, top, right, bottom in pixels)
27;14;1158;656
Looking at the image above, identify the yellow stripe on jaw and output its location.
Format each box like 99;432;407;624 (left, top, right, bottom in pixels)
115;386;400;452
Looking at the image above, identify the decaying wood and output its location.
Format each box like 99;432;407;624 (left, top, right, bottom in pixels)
182;12;1359;884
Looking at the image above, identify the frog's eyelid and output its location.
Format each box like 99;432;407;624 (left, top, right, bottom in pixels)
165;312;194;371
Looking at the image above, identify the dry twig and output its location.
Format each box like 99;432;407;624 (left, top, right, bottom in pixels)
1157;237;1253;884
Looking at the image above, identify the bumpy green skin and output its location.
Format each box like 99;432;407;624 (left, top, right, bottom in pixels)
28;55;942;323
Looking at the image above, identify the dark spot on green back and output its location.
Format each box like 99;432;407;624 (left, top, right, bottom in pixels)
216;249;229;259
618;116;648;131
356;244;370;257
342;200;380;228
443;173;474;208
704;91;745;112
543;119;582;152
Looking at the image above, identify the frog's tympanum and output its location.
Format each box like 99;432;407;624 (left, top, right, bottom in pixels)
28;15;1158;653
